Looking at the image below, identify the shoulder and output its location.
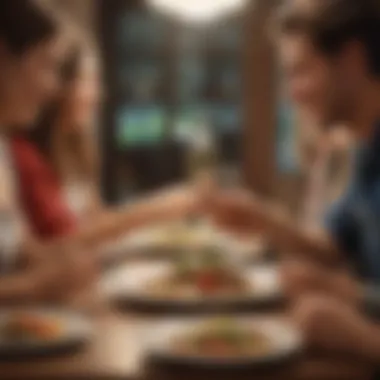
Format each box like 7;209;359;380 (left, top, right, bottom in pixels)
370;178;380;209
11;137;40;160
10;137;50;173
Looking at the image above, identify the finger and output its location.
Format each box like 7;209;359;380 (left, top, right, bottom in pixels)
197;185;220;215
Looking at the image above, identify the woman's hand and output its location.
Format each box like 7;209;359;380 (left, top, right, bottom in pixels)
30;241;99;302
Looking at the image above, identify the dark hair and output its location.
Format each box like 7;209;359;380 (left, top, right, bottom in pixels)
0;0;58;55
61;46;82;83
276;0;380;76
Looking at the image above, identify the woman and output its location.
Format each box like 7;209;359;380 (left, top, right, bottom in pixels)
27;45;102;221
11;44;198;253
51;48;101;220
11;46;100;240
0;0;99;304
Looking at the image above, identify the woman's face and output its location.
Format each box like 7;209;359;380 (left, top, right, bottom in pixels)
0;35;68;128
65;62;100;130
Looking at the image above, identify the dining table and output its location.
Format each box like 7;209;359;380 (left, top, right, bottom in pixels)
0;184;375;380
0;301;374;380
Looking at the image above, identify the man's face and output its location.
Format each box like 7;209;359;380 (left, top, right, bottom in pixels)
279;35;361;128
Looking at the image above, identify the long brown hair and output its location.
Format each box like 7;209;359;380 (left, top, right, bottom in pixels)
26;45;99;184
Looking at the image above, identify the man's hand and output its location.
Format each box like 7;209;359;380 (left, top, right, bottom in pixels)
201;187;266;234
281;261;362;305
293;295;378;359
199;186;341;264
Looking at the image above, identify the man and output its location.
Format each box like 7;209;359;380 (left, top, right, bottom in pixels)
206;0;380;360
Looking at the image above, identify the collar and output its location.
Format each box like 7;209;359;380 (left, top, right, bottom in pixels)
355;122;380;186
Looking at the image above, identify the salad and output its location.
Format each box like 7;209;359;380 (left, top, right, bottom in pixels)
144;246;249;298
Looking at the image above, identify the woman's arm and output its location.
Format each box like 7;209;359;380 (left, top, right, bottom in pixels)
0;270;44;303
0;237;57;303
68;186;198;249
0;238;98;304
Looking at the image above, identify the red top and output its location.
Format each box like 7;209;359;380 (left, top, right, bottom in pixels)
10;137;77;240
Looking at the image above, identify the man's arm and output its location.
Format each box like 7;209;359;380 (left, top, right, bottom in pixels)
258;201;343;263
208;189;343;264
362;286;380;320
361;323;380;362
294;295;380;363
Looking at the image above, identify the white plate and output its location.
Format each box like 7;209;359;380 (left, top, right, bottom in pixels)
104;223;266;263
102;262;282;312
0;308;93;359
144;316;303;368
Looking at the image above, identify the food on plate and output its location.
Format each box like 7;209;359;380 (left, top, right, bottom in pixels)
1;313;63;341
153;220;216;249
132;220;264;262
144;247;250;298
171;318;270;357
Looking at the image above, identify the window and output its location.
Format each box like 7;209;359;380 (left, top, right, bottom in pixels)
100;0;247;199
115;10;171;148
115;6;244;153
276;75;298;173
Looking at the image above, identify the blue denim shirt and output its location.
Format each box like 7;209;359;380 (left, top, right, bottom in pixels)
325;127;380;376
326;125;380;282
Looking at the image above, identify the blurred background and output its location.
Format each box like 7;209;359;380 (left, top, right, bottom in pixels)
48;0;319;214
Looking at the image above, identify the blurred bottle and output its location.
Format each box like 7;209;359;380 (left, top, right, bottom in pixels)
186;118;219;185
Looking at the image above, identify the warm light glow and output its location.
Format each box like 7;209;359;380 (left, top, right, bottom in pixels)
148;0;248;23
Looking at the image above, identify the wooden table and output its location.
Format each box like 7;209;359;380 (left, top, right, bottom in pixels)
0;309;373;380
0;201;374;380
